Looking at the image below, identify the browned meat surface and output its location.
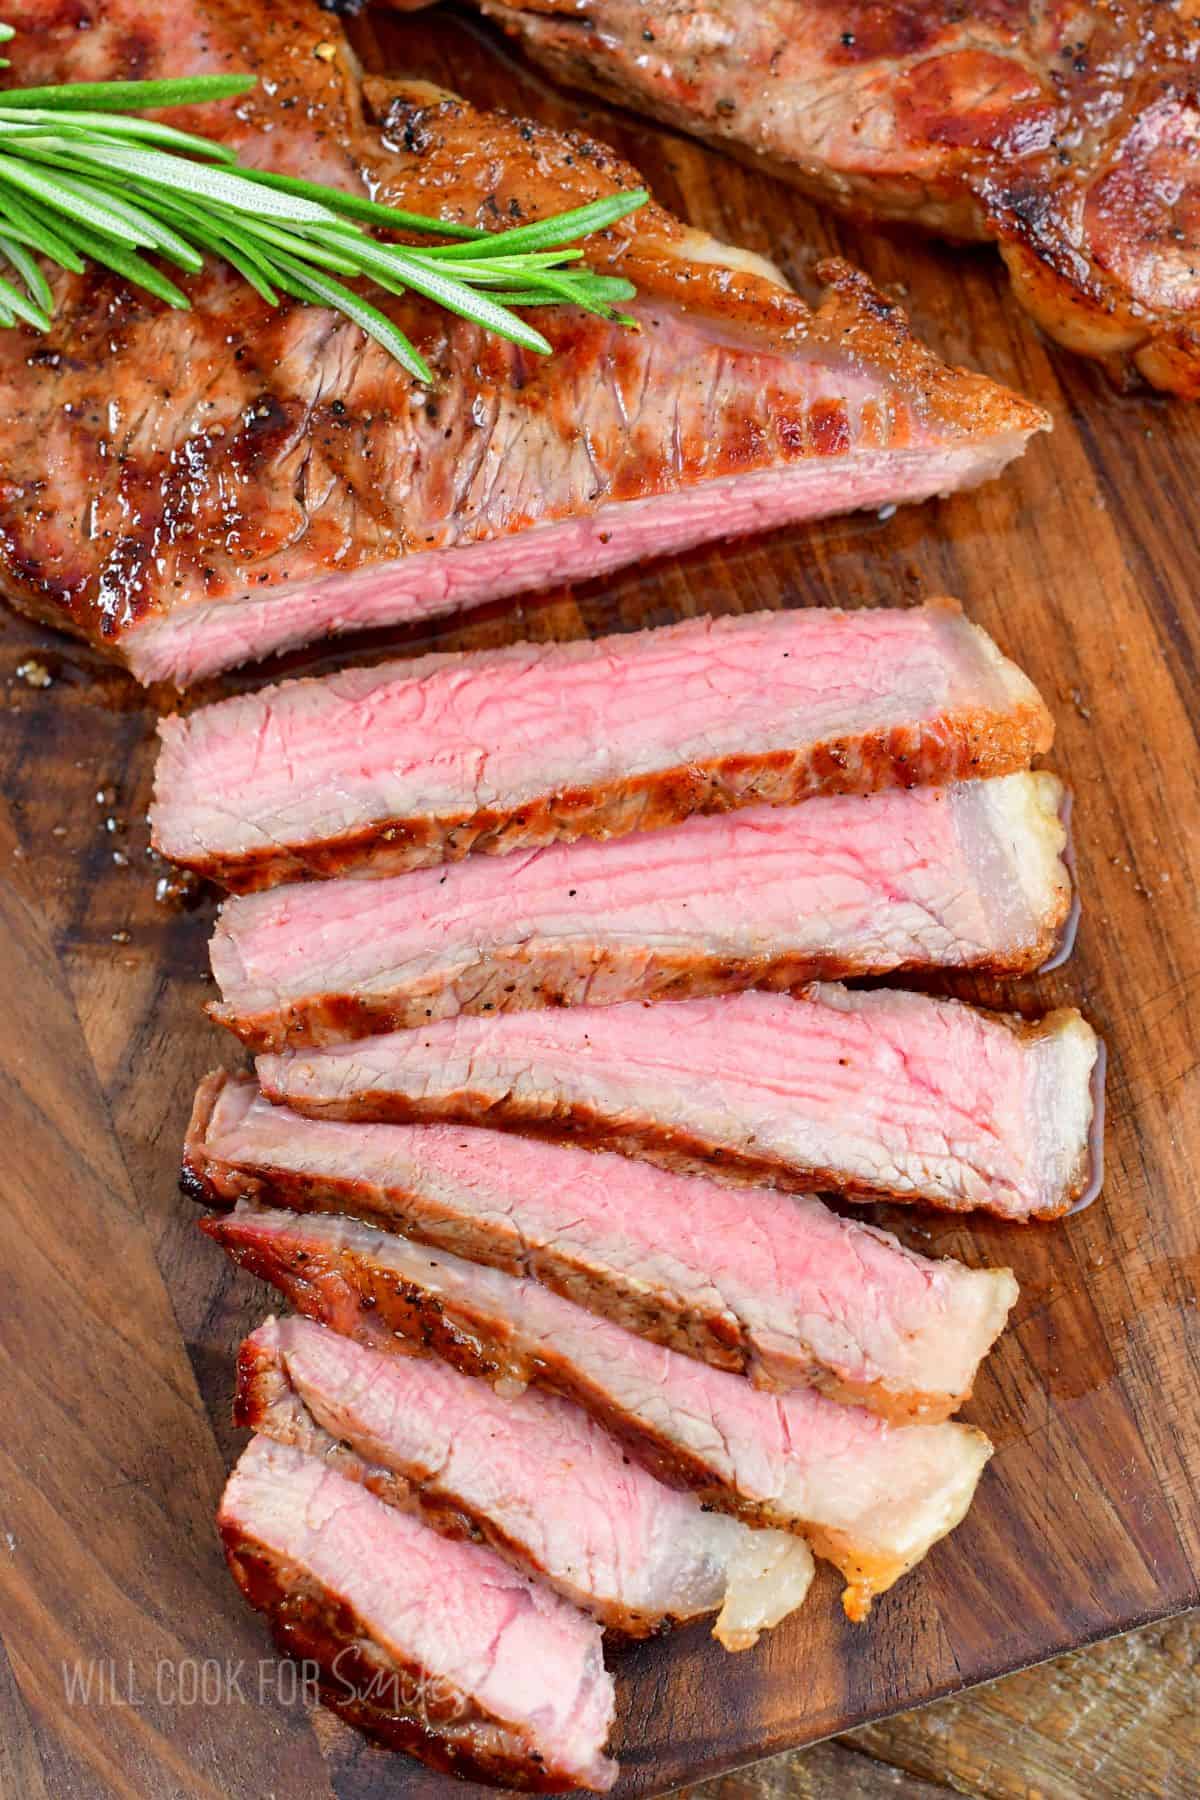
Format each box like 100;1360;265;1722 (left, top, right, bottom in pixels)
469;0;1200;395
206;1205;993;1619
151;603;1054;890
220;1436;618;1789
0;1;1046;684
188;1073;1018;1423
255;984;1102;1220
205;774;1073;1048
236;1316;816;1644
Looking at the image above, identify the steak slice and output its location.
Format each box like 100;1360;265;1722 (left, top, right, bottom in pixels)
189;1072;1017;1422
205;1205;993;1620
220;1435;617;1789
469;0;1200;396
257;982;1102;1220
0;4;1047;688
151;601;1053;891
209;773;1072;1047
238;1314;815;1646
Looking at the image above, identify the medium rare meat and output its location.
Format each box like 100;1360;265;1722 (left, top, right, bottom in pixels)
205;1205;993;1620
209;773;1072;1047
257;983;1101;1220
0;4;1047;688
189;1072;1017;1421
463;0;1200;396
151;602;1053;890
220;1435;617;1789
239;1315;815;1645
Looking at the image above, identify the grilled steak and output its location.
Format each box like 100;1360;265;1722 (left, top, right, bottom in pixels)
205;1205;993;1619
467;0;1200;396
151;602;1052;889
0;3;1047;687
220;1435;617;1789
238;1315;815;1645
189;1072;1016;1420
209;772;1071;1047
257;982;1101;1219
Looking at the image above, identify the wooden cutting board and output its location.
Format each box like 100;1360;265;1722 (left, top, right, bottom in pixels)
1;11;1198;1798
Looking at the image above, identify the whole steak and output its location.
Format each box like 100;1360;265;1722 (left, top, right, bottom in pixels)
0;0;1045;685
472;0;1200;395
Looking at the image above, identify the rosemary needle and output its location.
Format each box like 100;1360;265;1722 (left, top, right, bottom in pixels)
0;36;648;380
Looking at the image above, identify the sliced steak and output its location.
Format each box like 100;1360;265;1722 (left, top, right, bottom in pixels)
257;982;1101;1220
470;0;1200;396
238;1314;815;1646
209;773;1072;1047
189;1072;1017;1421
151;602;1052;890
220;1435;617;1789
205;1206;993;1620
0;4;1047;687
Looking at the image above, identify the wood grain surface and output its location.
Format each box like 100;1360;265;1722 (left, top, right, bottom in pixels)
679;1608;1200;1797
0;7;1198;1797
839;1609;1200;1798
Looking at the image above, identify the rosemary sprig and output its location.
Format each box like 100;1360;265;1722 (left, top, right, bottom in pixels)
0;55;648;380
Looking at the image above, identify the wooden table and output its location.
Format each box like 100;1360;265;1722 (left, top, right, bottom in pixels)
687;1612;1200;1798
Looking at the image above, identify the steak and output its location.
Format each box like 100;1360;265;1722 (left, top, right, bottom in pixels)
204;1205;993;1620
238;1314;815;1646
0;3;1047;688
467;0;1200;396
257;982;1102;1219
189;1072;1017;1421
151;601;1053;890
208;772;1072;1047
220;1435;617;1789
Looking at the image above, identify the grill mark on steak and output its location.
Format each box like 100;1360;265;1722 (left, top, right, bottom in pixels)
0;1;1047;684
472;0;1200;394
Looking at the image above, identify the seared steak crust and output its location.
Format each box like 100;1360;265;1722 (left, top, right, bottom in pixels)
207;774;1073;1050
206;1207;993;1619
226;1541;583;1786
220;1437;617;1789
189;1074;1018;1423
151;602;1054;890
236;1316;816;1644
174;703;1051;890
0;1;1046;683
256;985;1102;1220
477;0;1200;394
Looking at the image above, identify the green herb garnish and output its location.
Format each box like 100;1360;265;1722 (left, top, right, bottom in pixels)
0;43;647;381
